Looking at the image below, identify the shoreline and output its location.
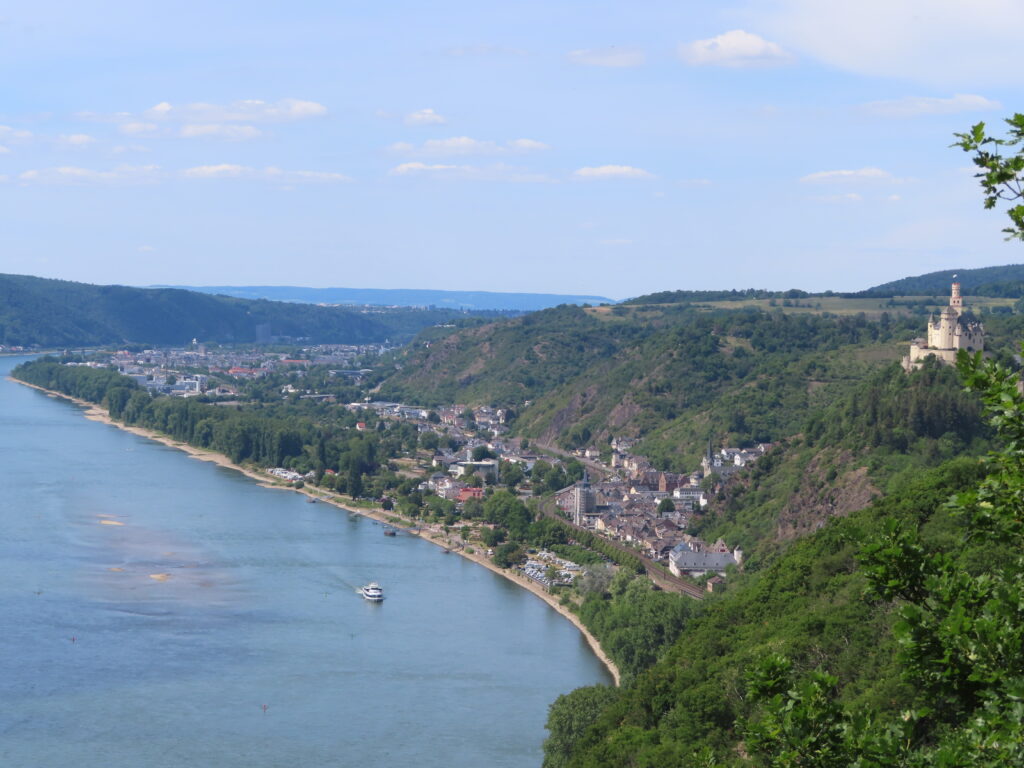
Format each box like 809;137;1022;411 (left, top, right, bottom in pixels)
8;376;621;686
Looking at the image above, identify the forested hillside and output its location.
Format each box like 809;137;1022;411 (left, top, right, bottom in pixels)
0;273;479;347
380;302;967;464
865;263;1024;297
544;352;1024;766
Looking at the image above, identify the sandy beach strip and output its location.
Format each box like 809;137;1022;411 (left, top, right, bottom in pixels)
8;376;622;685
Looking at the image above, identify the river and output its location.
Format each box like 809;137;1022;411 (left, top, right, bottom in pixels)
0;355;611;768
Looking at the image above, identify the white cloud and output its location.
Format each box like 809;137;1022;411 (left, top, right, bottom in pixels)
0;145;9;154
573;165;654;180
507;138;550;151
18;165;160;185
679;30;792;68
389;162;467;175
119;122;157;135
567;47;645;67
748;0;1024;86
145;98;327;123
404;108;446;126
0;125;32;140
860;93;1001;118
182;164;350;182
180;124;263;140
390;136;550;156
389;162;553;183
799;167;894;183
58;133;97;147
138;245;156;253
111;144;150;154
888;194;902;202
182;163;248;179
263;167;352;183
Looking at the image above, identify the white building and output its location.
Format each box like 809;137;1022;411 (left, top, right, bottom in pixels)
903;282;985;371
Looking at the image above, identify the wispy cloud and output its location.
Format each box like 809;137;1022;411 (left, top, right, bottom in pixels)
404;108;446;126
0;125;32;141
679;30;792;68
18;165;160;185
860;93;1001;118
389;162;553;183
79;99;327;140
389;162;468;176
567;47;645;68
180;124;263;140
799;167;894;183
389;136;550;156
145;98;327;123
16;163;349;185
118;122;158;136
574;165;653;180
182;164;350;182
57;133;97;148
748;0;1024;87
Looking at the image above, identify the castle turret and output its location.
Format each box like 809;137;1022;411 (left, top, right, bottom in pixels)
950;281;963;316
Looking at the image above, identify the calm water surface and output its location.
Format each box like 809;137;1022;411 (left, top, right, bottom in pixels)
0;355;611;768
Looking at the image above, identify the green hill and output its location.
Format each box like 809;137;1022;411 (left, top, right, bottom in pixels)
865;263;1024;297
378;302;934;463
0;273;481;348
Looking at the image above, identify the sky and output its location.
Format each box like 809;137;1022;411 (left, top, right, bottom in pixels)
2;0;1024;300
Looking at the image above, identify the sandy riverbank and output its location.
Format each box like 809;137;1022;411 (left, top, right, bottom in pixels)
9;377;621;685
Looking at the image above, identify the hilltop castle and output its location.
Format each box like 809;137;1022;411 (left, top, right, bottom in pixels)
902;282;984;371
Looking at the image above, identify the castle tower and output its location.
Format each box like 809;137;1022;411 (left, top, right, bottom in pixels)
950;281;963;316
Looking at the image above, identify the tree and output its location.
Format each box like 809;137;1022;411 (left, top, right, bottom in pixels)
744;349;1024;767
657;497;675;514
471;445;495;461
492;542;524;568
954;114;1024;240
481;526;506;547
500;460;525;490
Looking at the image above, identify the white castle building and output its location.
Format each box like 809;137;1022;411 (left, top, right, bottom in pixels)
902;282;984;372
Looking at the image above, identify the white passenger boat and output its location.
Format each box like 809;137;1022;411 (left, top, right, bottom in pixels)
360;582;384;601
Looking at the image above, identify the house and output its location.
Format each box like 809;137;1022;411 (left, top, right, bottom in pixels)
456;487;484;503
668;539;743;578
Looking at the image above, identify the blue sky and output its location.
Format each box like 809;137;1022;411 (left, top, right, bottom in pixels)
2;0;1023;299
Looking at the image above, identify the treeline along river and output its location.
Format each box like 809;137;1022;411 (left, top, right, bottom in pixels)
0;355;611;768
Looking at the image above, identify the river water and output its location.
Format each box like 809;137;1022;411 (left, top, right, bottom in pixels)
0;355;611;768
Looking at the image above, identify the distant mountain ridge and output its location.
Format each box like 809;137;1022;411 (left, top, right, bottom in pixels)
161;285;616;311
0;274;481;348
